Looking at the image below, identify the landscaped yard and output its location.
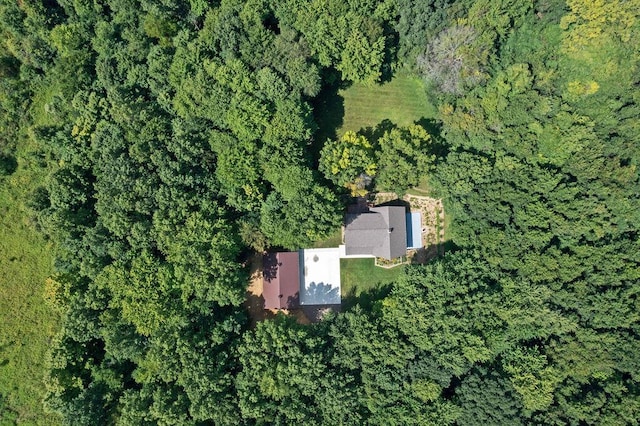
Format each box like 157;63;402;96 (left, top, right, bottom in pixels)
340;258;404;309
310;72;439;310
0;145;60;425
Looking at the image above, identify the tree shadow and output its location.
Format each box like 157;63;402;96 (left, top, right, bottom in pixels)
286;292;300;309
310;81;345;164
410;240;458;264
414;117;449;160
302;281;340;305
262;253;279;281
244;292;266;328
0;154;18;176
375;198;411;212
415;117;442;137
342;281;394;311
379;28;398;84
298;304;341;323
359;119;397;143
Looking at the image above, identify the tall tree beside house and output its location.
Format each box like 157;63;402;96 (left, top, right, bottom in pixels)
319;131;377;195
376;124;436;195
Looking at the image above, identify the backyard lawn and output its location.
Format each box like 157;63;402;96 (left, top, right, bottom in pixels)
313;73;437;145
312;228;342;249
340;258;405;309
340;74;437;133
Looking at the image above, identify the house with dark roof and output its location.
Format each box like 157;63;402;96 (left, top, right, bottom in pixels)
262;252;301;309
344;206;408;260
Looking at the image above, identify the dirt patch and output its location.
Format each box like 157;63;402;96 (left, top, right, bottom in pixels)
244;253;268;327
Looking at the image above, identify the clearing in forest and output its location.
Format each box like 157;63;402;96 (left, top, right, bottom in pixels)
313;73;437;144
339;74;437;133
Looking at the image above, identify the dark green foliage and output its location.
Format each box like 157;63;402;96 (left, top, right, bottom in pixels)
456;368;524;425
426;0;640;422
376;124;435;195
236;316;329;423
0;153;17;175
284;0;395;84
260;184;342;250
396;0;454;67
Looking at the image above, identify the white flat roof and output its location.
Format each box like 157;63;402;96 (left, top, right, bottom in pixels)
299;248;341;305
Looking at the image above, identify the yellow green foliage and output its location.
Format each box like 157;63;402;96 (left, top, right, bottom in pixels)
560;0;637;53
503;348;561;412
567;80;600;97
319;131;377;192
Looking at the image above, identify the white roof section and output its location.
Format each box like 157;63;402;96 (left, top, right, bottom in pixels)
299;248;341;305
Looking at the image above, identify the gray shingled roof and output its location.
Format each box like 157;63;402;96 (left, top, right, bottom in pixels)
344;206;407;259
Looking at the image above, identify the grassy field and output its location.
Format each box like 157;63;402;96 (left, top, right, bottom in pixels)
0;143;60;425
340;258;405;309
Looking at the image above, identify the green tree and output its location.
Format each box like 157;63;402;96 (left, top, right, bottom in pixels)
338;28;385;85
319;131;377;194
236;316;327;423
455;368;525;425
376;124;435;195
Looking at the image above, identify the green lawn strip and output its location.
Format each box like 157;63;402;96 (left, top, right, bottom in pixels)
29;78;64;128
313;228;343;249
340;258;404;309
0;147;60;424
405;176;432;196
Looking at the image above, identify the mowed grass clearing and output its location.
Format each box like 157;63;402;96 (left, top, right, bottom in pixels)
339;74;437;134
0;144;60;424
340;258;405;309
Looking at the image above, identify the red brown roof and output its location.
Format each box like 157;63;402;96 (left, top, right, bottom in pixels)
263;252;300;309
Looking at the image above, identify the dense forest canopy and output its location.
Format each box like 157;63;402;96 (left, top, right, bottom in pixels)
0;0;639;424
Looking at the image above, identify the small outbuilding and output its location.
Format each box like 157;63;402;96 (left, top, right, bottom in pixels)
263;252;300;309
